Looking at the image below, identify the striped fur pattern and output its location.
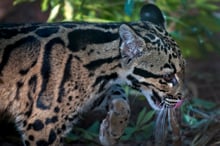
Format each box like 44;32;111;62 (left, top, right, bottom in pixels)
0;4;185;146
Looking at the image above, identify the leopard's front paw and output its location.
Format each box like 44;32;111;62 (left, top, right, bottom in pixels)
99;98;130;146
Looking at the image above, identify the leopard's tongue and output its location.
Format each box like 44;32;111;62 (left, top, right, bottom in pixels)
173;100;183;109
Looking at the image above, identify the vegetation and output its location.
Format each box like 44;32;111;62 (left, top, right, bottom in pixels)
62;94;220;145
13;0;220;58
11;0;220;145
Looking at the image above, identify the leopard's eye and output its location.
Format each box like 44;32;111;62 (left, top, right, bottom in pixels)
163;74;173;82
163;73;178;86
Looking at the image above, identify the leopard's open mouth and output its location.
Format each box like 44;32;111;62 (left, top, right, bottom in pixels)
164;97;183;109
154;97;183;110
142;90;183;110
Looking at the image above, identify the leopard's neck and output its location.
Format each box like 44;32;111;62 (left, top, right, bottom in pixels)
62;23;135;89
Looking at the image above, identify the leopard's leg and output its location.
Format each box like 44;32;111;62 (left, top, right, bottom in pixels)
98;84;130;146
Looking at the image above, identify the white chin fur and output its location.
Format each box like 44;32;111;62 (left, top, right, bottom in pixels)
142;90;161;111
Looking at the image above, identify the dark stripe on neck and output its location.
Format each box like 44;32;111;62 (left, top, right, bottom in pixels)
127;75;140;89
28;75;37;93
37;37;65;110
35;27;59;37
162;63;176;73
140;82;151;88
84;55;121;70
152;90;162;103
171;63;177;73
0;36;38;75
19;59;38;75
133;67;161;78
15;81;23;100
140;81;166;93
92;73;118;89
0;25;38;39
25;75;37;117
57;54;73;103
67;29;119;52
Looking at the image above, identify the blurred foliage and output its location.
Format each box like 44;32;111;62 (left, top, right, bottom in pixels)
64;108;155;145
181;97;220;146
120;108;155;141
157;0;220;58
13;0;220;58
65;121;100;145
63;97;220;145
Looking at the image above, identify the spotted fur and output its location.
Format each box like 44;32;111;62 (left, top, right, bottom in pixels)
0;4;185;146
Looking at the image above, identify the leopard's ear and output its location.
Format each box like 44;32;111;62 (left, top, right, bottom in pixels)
140;4;165;28
119;24;145;61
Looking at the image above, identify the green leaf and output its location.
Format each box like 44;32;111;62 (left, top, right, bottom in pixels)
139;110;155;126
120;127;136;141
136;108;155;127
87;121;99;134
47;4;61;22
13;0;33;5
83;132;94;140
41;0;49;11
124;126;136;135
64;0;74;21
65;133;79;142
136;107;147;126
191;119;209;129
141;121;154;131
124;0;134;16
123;85;130;96
183;114;198;126
140;121;154;139
191;98;217;110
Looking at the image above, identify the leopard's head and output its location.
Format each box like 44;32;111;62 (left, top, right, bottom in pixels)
119;4;185;110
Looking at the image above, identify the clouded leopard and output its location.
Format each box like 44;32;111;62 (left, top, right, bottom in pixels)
0;4;185;146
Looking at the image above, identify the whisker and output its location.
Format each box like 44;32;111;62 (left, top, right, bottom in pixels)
168;108;171;130
168;108;181;145
155;104;168;146
159;101;165;107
